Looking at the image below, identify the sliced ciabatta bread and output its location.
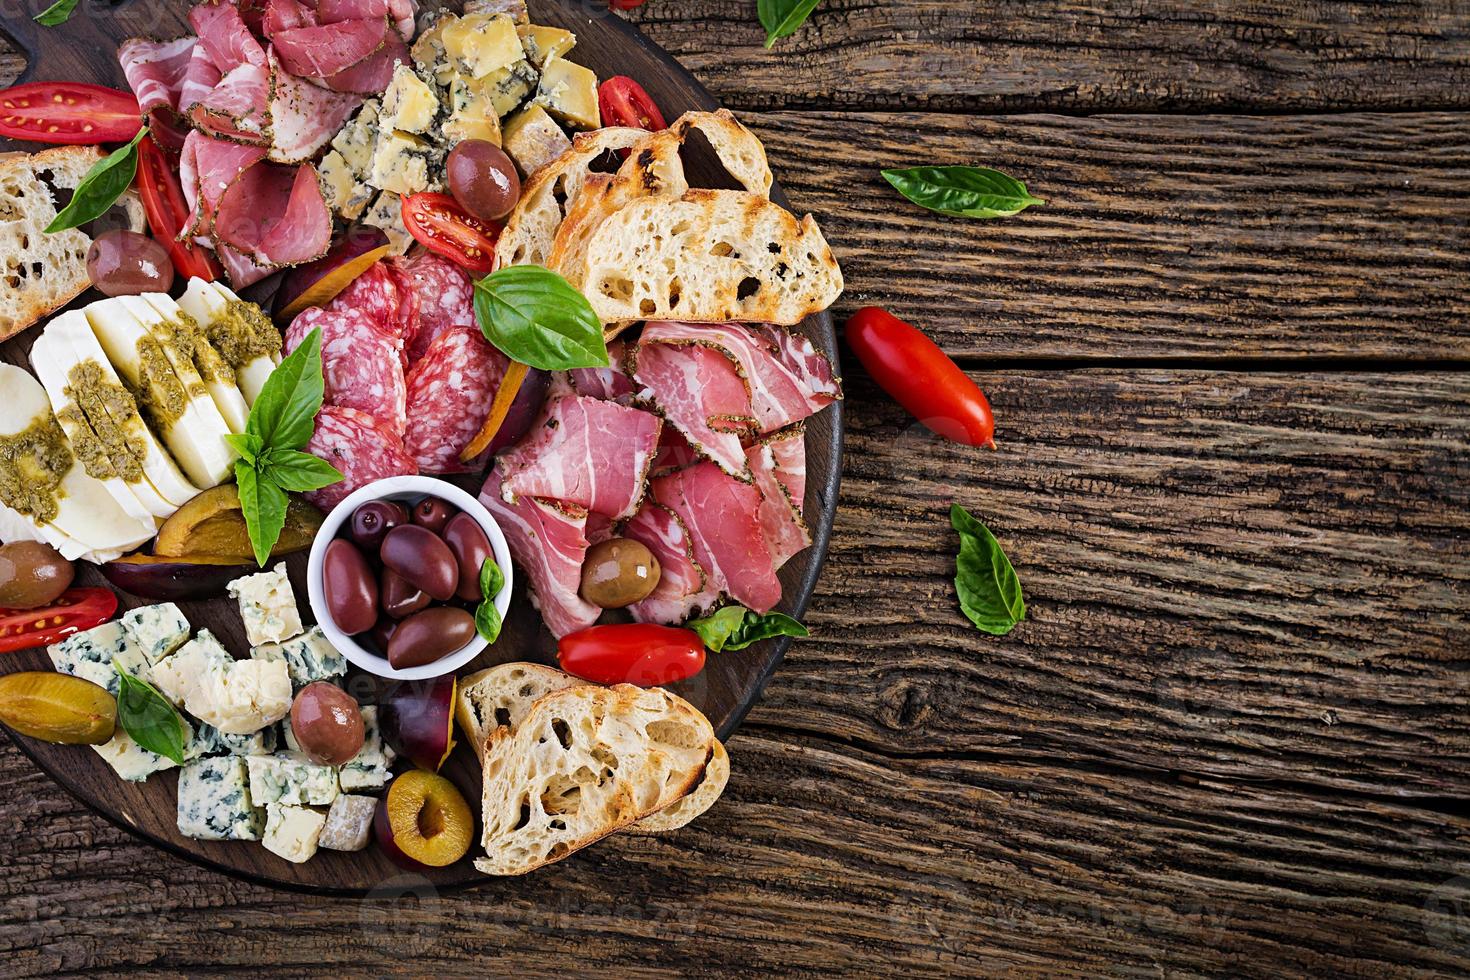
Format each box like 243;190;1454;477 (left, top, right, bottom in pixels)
581;189;843;326
474;683;717;875
0;147;145;340
625;738;729;834
455;661;585;763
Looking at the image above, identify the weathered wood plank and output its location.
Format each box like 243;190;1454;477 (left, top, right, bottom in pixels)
625;0;1470;113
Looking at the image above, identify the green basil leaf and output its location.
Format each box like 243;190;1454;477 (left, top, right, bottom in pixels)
237;463;288;567
475;598;503;643
260;448;343;492
113;662;188;764
33;0;80;26
473;265;608;371
247;326;324;450
882;166;1044;220
950;503;1025;635
758;0;822;47
479;557;505;601
224;432;263;465
687;606;809;653
44;129;147;233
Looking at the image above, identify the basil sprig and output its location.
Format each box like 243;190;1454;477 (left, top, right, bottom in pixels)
113;661;188;764
45;128;148;233
882;166;1044;220
473;265;608;372
33;0;80;26
688;606;808;652
758;0;823;47
951;504;1025;635
474;557;506;642
225;327;342;565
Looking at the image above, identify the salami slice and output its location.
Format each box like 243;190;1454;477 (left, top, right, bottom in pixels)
383;258;421;361
285;306;407;435
326;262;405;362
403;326;509;474
304;405;418;512
391;251;475;365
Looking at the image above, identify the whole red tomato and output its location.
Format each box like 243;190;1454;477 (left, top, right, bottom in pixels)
558;624;705;686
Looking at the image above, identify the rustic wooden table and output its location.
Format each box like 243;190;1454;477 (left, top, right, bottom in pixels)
2;2;1468;976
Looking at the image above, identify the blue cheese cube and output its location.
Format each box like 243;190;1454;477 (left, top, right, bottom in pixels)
48;621;150;696
369;129;439;197
319;150;376;221
120;603;191;665
263;803;326;863
251;626;346;689
150;629;231;708
362;192;414;255
338;705;396;791
478;59;539;118
382;64;441;134
193;658;292;735
411;14;456;86
331;100;379;177
194;720;277;757
177;756;264;841
247;752;339;806
92;723;191;782
443;13;524;80
227;564;302;647
319;794;376;852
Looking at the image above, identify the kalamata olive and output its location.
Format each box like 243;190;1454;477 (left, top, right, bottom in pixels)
381;566;430;619
580;537;661;608
443;512;492;602
323;538;378;634
85;229;174;297
485;367;550;456
350;499;409;550
290;681;365;765
411;497;456;534
387;606;477;669
380;525;458;600
368;616;397;656
446;140;521;223
0;541;73;609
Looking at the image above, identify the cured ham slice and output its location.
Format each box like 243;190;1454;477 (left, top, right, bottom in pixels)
497;395;662;521
651;463;781;614
181;131;268;238
388;0;418;40
286;306;406;434
190;1;267;72
746;442;810;570
268;47;362;163
755;324;842;409
188;61;271;144
216;244;276;288
317;0;388;22
215;159;332;267
650;424;700;476
272;17;388;78
566;339;634;403
118;36;196;116
403;327;509;474
759;425;806;515
180;44;223;112
584;512;616;546
629;341;754;479
479;471;600;639
305;406;417;512
625;502;716;626
262;0;318;35
321;30;407;94
391;252;474;363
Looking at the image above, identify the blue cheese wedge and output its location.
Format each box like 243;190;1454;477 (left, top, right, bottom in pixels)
533;55;600;130
411;14;456;86
194;720;277;757
193;658;292;735
177;756;265;840
150;628;231;707
330;100;380;177
338;705;396;791
443;13;524;80
362;192;414;255
47;621;150;696
444;75;502;146
227;564;302;647
262;803;326;863
319;794;377;852
477;58;539;118
247;752;340;806
382;64;441;135
369;129;440;198
318;150;375;220
92;724;190;782
120;603;192;666
250;626;346;689
517;23;574;69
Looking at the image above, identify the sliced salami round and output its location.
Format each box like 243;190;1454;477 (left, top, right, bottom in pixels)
391;251;475;365
403;326;509;474
304;405;418;512
326;262;405;361
286;306;407;435
383;258;421;362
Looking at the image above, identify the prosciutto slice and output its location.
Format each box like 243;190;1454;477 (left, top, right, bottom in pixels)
625;502;716;626
759;425;806;515
629;341;755;479
651;463;782;613
188;60;271;144
190;1;267;72
479;471;601;639
179;44;223;111
746;442;810;570
214;159;332;266
497;395;662;520
181;130;268;238
217;244;276;288
321;29;407;94
268;47;361;162
566;339;635;403
118;36;197;116
261;0;318;35
272;17;388;78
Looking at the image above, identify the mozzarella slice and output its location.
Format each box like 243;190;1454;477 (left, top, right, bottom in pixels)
174;279;282;405
84;297;238;488
141;293;250;434
44;308;201;508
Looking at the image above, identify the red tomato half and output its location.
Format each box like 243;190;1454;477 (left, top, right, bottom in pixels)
137;135;222;282
598;76;666;132
0;82;142;145
400;192;499;276
0;588;118;654
558;624;706;687
844;306;997;448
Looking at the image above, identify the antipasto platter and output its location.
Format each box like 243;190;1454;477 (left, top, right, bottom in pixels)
0;0;842;892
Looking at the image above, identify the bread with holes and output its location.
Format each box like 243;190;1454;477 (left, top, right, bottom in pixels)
624;737;729;834
473;683;717;875
0;146;146;340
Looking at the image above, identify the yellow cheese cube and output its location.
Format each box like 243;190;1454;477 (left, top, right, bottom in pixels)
443;13;524;80
533;56;600;131
518;24;575;69
502;103;571;177
443;75;503;146
382;65;440;135
369;130;437;197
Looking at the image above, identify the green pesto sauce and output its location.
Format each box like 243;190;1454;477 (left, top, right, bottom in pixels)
64;361;145;484
135;336;189;431
174;310;235;386
0;414;72;523
208;300;282;368
55;402;117;481
147;317;210;402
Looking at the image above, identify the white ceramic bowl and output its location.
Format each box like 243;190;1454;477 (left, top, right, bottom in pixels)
306;475;514;681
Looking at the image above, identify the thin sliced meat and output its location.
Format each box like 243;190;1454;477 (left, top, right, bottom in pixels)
190;1;267;72
317;0;388;22
148;107;191;153
759;425;806;515
403;327;509;474
320;30;406;94
118;36;196;116
188;60;271;144
625;501;716;626
629;341;754;479
650;424;700;476
217;243;276;288
753;323;842;406
391;252;474;363
479;470;600;639
497;395;662;520
262;0;318;35
216;160;332;266
327;262;404;357
286;306;406;434
305;405;417;512
179;43;223;111
382;260;421;358
567;339;634;402
388;0;418;40
584;512;616;546
272;17;387;78
268;47;362;163
746;442;810;570
652;462;782;613
181;130;268;237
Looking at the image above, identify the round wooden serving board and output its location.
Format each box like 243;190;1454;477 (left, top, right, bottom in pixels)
0;0;842;893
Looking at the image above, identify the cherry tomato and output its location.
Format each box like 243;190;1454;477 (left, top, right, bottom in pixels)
0;82;142;145
136;135;223;282
558;624;706;687
844;306;996;449
0;588;118;654
400;192;499;276
608;0;648;9
598;76;666;133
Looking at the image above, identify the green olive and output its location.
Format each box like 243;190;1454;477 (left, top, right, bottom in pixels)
579;537;661;609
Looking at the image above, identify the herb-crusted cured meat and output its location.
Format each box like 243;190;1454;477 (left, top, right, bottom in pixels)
651;462;782;614
624;501;716;626
627;340;754;480
304;406;418;512
285;306;406;435
746;441;810;571
403;327;509;474
118;36;198;117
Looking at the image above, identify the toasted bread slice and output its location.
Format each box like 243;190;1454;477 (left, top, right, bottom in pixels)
474;684;717;875
456;662;585;764
0;147;146;340
625;738;729;834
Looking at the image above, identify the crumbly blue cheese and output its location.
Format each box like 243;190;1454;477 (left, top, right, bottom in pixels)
247;752;339;806
479;58;540;117
362;192;414;255
331;100;380;177
227;564;302;647
532;55;599;130
382;64;441;134
193;658;292;735
119;603;191;665
318;150;376;221
318;794;376;852
262;803;326;863
150;629;231;708
517;23;575;70
369;129;440;197
194;720;277;757
443;13;524;80
250;626;346;689
411;14;456;86
92;723;192;782
47;621;150;696
338;705;396;791
177;756;264;841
